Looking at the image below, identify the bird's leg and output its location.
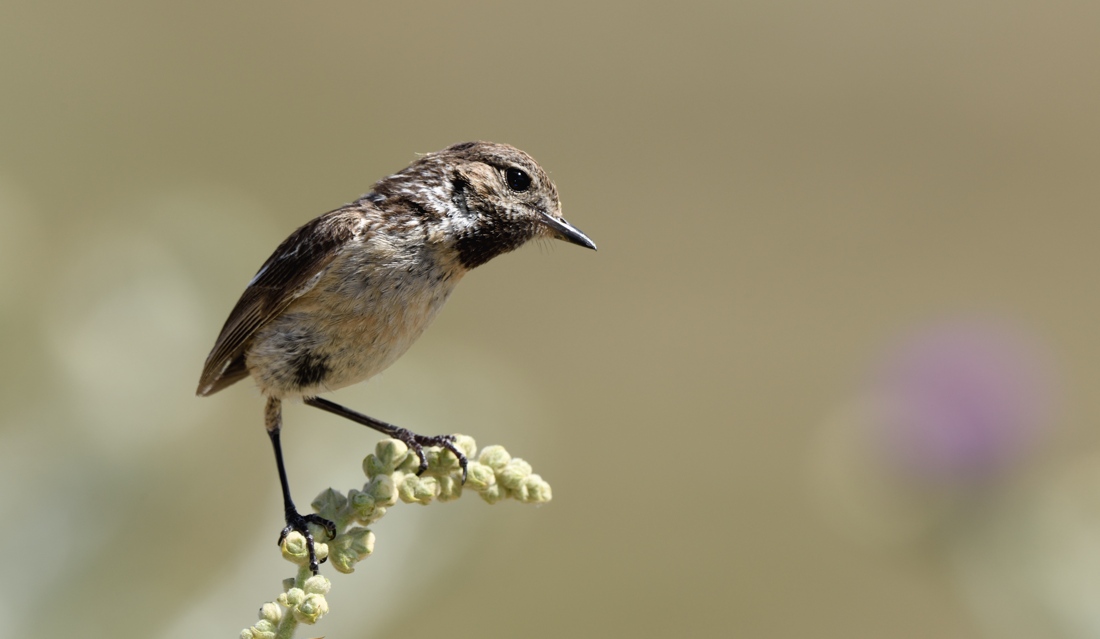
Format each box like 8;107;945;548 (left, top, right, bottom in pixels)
266;396;336;574
303;396;468;482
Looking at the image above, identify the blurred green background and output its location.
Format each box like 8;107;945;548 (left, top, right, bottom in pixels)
4;1;1100;637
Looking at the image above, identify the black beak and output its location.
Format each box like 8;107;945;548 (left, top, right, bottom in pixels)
539;212;597;251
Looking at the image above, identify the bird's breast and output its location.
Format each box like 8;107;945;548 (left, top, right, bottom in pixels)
246;240;465;398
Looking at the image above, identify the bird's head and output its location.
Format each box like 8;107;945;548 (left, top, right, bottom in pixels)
371;141;596;269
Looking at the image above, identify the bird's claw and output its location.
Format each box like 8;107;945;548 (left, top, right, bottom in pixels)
400;432;469;484
278;511;336;574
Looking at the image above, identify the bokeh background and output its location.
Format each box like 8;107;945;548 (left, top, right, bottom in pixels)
3;1;1100;637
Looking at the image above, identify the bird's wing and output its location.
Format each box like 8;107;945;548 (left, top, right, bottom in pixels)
196;206;365;396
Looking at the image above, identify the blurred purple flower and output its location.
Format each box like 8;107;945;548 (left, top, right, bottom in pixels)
870;319;1058;484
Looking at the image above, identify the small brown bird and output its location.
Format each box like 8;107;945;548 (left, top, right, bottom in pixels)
197;141;595;573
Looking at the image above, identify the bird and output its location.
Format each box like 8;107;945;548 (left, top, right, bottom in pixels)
196;141;596;573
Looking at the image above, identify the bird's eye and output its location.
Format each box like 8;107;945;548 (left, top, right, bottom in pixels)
505;167;532;192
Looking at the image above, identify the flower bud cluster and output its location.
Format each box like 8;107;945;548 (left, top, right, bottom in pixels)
366;437;552;507
240;574;331;638
313;437;552;575
243;435;550;638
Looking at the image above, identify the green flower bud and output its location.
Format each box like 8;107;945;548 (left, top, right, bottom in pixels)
478;445;511;471
453;434;478;459
414;476;439;504
366;474;398;507
521;474;552;504
395;450;421;474
311;487;347;522
349;489;380;523
498;459;533;490
430;446;463;477
422;446;443;470
293;593;329;624
376;438;410;468
253;619;276;634
363;454;385;479
398;475;417;503
303;574;331;595
479;482;506;505
364;439;411;478
281;533;308;565
350;489;373;509
465;461;496;491
328;527;376;573
278;588;305;608
399;474;439;504
281;532;328;567
437;474;461;502
259;602;282;624
240;627;274;639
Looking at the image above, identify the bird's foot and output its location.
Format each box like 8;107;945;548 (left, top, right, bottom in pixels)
393;429;469;483
278;511;337;574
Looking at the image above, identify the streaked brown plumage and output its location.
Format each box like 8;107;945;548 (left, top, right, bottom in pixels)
197;141;595;573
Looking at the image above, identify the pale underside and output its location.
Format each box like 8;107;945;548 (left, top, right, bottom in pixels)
196;204;466;399
246;233;464;398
